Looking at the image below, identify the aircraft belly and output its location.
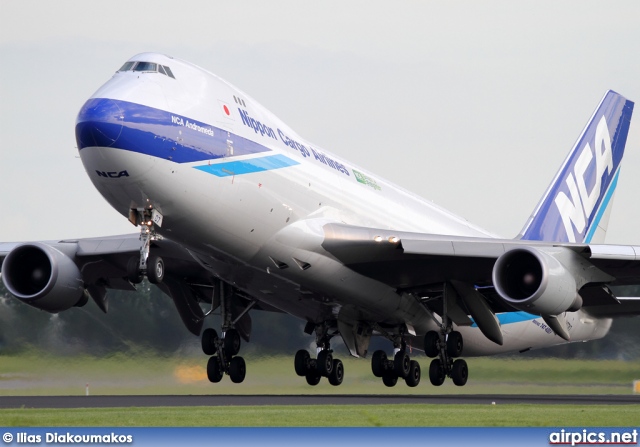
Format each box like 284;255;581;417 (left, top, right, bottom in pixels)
195;254;334;323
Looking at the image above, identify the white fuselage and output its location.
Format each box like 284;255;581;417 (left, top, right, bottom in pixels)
77;53;611;356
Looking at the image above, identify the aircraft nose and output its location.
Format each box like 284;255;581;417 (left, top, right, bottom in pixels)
75;98;124;150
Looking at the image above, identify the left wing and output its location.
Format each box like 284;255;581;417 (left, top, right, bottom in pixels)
322;223;640;337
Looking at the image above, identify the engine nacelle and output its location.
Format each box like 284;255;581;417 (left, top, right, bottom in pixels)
492;246;582;315
1;243;84;313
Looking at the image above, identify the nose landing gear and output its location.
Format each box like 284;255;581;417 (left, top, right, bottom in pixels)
126;207;164;285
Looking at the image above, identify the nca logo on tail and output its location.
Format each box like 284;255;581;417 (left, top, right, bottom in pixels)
554;116;614;243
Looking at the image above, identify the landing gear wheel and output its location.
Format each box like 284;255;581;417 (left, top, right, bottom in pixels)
229;356;247;384
394;351;411;378
126;257;143;284
316;350;334;376
224;329;241;357
201;328;219;356
207;356;223;383
405;360;421;387
424;331;439;358
446;331;463;358
428;358;445;386
371;350;387;378
382;373;398;387
451;359;468;386
147;256;164;284
294;350;310;377
305;372;321;386
328;359;344;386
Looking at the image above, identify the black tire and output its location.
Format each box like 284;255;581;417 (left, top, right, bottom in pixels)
328;359;344;386
294;350;310;377
451;359;468;386
316;350;333;377
446;331;463;358
147;256;165;284
428;358;445;386
394;351;411;378
382;373;398;387
305;372;321;386
201;328;218;356
224;329;241;357
405;360;421;387
424;331;439;358
229;356;247;384
126;257;143;284
207;356;223;383
371;350;387;378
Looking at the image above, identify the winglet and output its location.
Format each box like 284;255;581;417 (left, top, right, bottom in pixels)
519;91;634;243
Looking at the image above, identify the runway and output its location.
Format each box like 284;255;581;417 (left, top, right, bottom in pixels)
0;394;637;409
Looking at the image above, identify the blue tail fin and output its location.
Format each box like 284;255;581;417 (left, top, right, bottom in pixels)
519;91;634;243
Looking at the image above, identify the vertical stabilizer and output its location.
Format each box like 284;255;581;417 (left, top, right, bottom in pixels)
519;91;634;243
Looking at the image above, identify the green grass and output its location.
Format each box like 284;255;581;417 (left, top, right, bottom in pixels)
0;353;638;396
1;354;639;427
0;404;638;427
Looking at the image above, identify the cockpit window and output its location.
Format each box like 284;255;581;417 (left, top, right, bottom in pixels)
163;65;175;79
118;61;135;72
133;62;158;72
117;61;176;79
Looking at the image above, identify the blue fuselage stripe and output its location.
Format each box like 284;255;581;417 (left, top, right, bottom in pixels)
76;98;272;163
471;311;537;327
194;154;299;177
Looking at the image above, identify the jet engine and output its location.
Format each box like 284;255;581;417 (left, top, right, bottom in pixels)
492;246;582;315
1;243;85;313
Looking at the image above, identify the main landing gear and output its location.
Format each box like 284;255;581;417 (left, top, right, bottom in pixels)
202;327;246;384
423;329;467;386
294;322;345;386
370;339;421;388
421;282;470;388
369;328;467;388
200;281;252;384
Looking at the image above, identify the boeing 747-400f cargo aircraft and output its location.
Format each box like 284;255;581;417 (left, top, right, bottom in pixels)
1;53;638;388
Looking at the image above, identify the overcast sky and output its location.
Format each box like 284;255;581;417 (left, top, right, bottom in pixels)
1;1;640;244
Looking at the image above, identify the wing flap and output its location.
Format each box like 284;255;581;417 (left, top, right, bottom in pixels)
589;244;640;260
402;238;507;258
74;234;140;256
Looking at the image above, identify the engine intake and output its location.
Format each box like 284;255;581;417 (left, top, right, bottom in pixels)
1;243;84;313
492;246;582;315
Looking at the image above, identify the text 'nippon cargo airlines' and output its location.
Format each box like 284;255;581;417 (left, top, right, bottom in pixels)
1;52;638;388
